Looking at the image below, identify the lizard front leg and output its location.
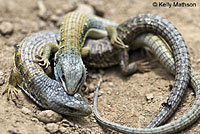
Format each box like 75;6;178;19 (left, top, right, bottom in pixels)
35;42;58;69
86;26;128;49
3;67;23;100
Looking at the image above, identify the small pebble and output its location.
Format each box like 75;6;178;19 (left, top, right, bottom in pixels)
31;117;39;123
21;107;31;115
37;0;50;20
72;131;79;134
37;110;63;123
55;9;63;16
107;90;111;95
0;21;14;35
45;123;59;133
49;15;59;23
88;83;95;92
108;82;114;87
62;3;77;13
145;93;154;103
59;126;66;133
7;40;17;47
39;20;46;29
91;74;98;79
61;119;74;127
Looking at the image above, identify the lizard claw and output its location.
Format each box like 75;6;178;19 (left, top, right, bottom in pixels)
136;60;152;73
3;84;19;101
111;35;129;49
35;55;50;69
106;26;129;49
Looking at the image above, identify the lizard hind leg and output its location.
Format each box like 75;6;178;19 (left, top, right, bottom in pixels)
3;67;23;101
119;50;151;76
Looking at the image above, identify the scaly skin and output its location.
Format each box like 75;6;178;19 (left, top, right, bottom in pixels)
3;29;193;133
39;12;124;95
93;33;200;133
3;31;91;116
4;13;191;131
84;14;191;129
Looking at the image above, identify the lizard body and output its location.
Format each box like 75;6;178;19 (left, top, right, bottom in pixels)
3;31;91;116
93;33;200;134
4;13;191;131
4;27;194;133
84;14;191;129
44;12;123;95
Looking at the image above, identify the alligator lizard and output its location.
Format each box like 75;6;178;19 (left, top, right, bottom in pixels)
93;33;200;133
3;31;91;116
3;13;191;130
3;12;125;115
3;28;192;132
84;14;191;128
36;12;126;95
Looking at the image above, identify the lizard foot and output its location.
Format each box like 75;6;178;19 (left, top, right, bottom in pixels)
35;54;50;69
2;84;19;101
106;26;129;49
136;60;152;73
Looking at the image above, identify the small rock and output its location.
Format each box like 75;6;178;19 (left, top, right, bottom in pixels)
7;40;17;47
191;92;195;96
91;74;98;79
145;93;154;103
75;4;95;15
55;9;64;16
49;15;59;23
61;119;74;127
0;21;14;35
107;90;111;95
37;110;63;123
72;131;79;134
62;3;77;13
31;117;39;123
108;82;114;87
21;107;31;115
45;123;59;133
88;83;95;92
37;0;49;20
87;92;94;99
39;20;46;29
59;126;66;133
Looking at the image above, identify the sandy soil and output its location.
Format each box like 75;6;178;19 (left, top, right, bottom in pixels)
0;0;200;134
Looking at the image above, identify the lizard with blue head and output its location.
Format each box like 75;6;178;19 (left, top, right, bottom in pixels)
36;12;127;95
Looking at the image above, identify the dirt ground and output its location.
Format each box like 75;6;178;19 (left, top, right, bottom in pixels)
0;0;200;134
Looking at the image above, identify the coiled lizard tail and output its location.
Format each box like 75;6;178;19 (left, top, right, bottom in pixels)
93;33;199;134
4;31;91;116
37;12;126;95
117;14;190;127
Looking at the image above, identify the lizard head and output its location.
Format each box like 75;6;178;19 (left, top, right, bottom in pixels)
49;83;91;116
54;52;87;95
